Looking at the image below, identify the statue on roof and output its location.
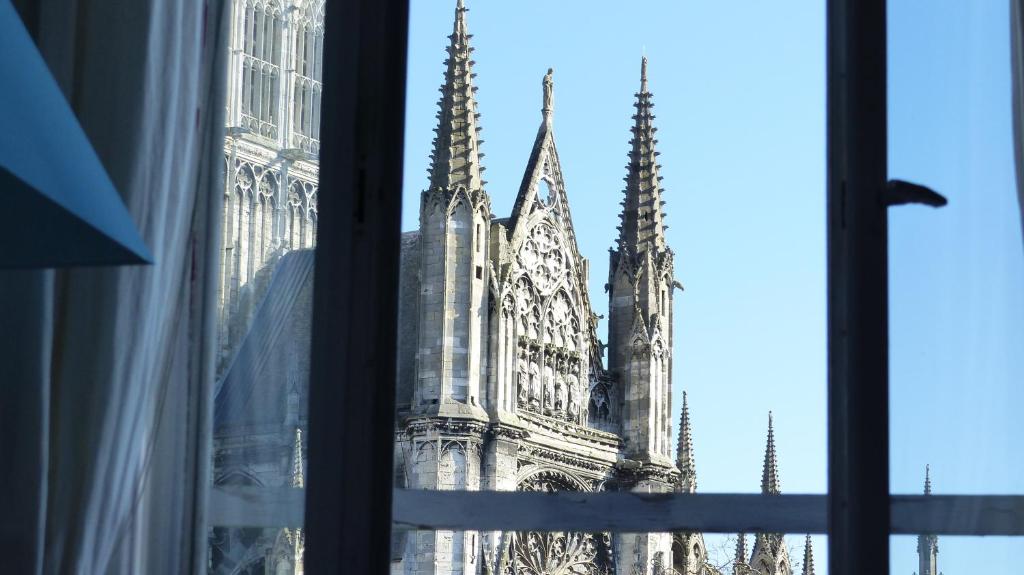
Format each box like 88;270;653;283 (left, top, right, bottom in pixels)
543;68;554;116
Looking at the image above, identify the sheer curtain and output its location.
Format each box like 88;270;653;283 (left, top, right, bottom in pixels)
0;0;228;573
1013;0;1024;234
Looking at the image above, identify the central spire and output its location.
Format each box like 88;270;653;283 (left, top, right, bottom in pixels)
616;55;667;255
427;0;485;193
761;412;781;495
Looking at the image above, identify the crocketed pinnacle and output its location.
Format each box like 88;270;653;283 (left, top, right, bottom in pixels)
734;533;748;570
616;55;667;255
291;427;304;488
676;391;697;493
801;535;815;575
761;412;781;495
924;464;932;496
427;0;485;192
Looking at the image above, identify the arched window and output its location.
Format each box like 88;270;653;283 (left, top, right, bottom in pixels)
239;0;282;138
291;1;325;154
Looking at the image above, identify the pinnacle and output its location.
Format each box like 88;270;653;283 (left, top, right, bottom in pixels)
676;391;697;493
615;55;667;256
924;464;932;496
734;533;748;569
801;535;815;575
761;411;781;495
427;0;485;193
291;427;305;489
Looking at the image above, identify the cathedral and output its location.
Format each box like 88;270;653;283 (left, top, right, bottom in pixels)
209;1;944;574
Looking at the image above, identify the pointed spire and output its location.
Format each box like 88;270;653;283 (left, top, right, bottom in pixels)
917;466;939;574
761;412;781;495
427;0;485;193
291;427;305;488
676;391;697;493
616;55;667;255
734;533;748;572
801;535;815;575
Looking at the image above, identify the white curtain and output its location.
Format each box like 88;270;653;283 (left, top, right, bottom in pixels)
1013;0;1024;238
0;0;228;572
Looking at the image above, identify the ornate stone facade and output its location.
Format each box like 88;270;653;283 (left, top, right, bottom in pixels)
393;3;690;575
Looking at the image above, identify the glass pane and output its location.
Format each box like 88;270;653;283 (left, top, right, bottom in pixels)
209;1;326;573
392;530;827;575
889;1;1024;496
891;535;1023;573
396;0;825;572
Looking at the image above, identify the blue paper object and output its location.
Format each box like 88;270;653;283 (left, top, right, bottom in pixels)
0;0;152;267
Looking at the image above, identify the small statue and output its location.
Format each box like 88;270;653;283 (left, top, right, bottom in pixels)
542;68;554;116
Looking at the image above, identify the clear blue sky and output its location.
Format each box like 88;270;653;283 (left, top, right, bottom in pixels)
401;1;1022;572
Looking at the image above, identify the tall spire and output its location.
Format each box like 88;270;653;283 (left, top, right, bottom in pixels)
676;391;697;493
801;535;815;575
616;55;667;255
427;0;485;192
761;412;781;495
917;465;939;575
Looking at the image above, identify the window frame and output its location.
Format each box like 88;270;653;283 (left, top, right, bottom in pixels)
279;0;1024;574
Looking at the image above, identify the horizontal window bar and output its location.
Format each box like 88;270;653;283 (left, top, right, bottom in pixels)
891;495;1024;536
393;490;826;534
208;485;304;528
209;487;1024;537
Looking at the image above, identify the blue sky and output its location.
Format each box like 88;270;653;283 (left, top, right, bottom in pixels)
402;1;1022;571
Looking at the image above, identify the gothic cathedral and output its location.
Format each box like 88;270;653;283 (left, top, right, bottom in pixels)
393;2;706;574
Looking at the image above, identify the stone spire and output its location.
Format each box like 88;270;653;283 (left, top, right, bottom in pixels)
917;466;939;575
676;391;697;493
427;0;485;193
291;427;304;488
733;533;748;573
616;56;667;255
801;535;815;575
761;412;781;495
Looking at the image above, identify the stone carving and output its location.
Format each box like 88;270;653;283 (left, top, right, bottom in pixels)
520;224;565;295
517;350;529;407
567;374;580;422
504;472;615;575
528;359;541;408
542;68;554;115
543;364;555;410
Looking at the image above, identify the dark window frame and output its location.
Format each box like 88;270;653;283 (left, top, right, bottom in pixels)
299;1;1024;574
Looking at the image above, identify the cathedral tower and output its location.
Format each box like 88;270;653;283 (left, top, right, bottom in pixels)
610;55;678;575
608;56;676;468
403;2;490;573
414;0;492;416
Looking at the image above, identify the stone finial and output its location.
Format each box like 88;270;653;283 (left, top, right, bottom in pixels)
761;411;781;495
641;55;649;93
542;68;555;119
